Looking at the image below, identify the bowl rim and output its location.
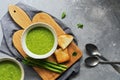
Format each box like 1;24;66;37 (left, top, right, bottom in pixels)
0;57;24;80
21;22;58;59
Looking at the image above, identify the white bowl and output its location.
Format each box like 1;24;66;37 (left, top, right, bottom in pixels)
21;22;57;59
0;57;24;80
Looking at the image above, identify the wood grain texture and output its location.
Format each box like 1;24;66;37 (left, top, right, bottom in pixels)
10;5;82;80
32;13;65;36
8;5;32;28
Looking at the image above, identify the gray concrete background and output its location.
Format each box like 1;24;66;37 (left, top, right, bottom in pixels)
0;0;120;80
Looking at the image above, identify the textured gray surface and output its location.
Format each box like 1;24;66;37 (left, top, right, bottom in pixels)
0;0;120;80
0;24;3;46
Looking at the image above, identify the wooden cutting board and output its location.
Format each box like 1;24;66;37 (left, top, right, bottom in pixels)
8;5;82;80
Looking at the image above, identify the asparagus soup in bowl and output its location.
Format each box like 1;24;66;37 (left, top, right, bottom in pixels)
0;57;24;80
21;22;57;59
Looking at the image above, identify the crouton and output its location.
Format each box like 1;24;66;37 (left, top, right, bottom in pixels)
55;48;70;63
58;34;73;49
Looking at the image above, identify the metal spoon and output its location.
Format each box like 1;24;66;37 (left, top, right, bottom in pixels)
86;43;103;59
85;44;120;73
85;56;120;67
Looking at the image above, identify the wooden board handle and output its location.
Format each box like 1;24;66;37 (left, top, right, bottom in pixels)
8;5;32;29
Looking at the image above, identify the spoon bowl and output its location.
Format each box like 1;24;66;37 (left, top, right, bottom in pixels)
85;44;101;56
85;56;99;67
85;56;120;67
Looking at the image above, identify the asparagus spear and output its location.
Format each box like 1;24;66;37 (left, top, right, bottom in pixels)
45;60;67;68
22;57;67;73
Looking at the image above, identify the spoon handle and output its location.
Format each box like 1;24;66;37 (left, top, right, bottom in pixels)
98;55;120;73
100;61;120;64
98;55;108;61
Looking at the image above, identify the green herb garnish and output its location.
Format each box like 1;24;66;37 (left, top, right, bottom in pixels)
61;12;66;19
72;52;77;56
77;23;83;29
22;57;67;73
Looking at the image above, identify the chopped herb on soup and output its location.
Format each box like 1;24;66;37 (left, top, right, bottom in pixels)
26;27;54;55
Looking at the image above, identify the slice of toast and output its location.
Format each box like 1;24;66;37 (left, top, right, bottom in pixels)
55;48;70;63
58;34;73;49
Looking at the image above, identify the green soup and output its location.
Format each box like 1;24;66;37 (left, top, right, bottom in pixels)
26;27;54;55
0;61;21;80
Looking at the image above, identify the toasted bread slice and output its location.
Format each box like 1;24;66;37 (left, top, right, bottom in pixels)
58;34;73;49
55;48;70;63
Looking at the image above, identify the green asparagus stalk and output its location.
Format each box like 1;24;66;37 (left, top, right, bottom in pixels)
45;60;67;68
25;60;62;73
25;57;67;69
42;61;66;71
22;57;67;73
